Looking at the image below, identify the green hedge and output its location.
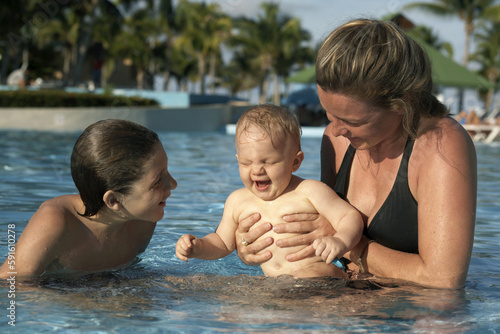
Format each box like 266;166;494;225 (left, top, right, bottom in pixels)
0;90;159;107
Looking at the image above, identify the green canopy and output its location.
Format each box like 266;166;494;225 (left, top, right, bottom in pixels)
415;37;492;89
287;38;492;89
286;65;316;84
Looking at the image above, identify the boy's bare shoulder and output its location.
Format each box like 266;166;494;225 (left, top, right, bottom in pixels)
31;195;81;229
38;194;77;213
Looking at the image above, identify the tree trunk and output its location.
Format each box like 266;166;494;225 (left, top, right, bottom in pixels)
198;52;206;94
208;52;217;94
163;71;171;91
258;55;272;104
463;20;473;66
259;75;269;104
272;73;280;105
0;44;12;84
137;68;144;90
486;70;497;113
62;49;72;82
71;0;99;85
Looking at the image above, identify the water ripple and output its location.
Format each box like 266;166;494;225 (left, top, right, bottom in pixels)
1;131;499;332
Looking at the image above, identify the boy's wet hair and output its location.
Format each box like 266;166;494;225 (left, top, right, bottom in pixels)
71;119;160;217
236;104;302;150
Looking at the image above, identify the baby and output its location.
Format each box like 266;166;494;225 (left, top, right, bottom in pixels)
176;105;362;278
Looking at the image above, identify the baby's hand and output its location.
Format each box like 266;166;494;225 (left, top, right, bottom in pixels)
176;234;198;262
312;236;346;264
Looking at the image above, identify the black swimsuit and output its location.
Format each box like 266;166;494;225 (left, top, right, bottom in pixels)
333;140;419;254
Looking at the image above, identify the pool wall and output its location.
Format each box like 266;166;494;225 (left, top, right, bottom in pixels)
0;105;249;132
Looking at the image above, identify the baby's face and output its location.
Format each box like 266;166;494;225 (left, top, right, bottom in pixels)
235;125;301;201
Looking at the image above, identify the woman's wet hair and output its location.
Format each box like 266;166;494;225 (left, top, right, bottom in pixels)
316;19;448;139
71;119;160;217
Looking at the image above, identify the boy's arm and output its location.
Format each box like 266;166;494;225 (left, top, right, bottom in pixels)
0;202;67;279
304;180;363;253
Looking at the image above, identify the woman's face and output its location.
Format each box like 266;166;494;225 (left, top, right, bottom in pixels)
317;85;403;150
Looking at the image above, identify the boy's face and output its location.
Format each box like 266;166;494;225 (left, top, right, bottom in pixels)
236;125;303;201
120;143;177;222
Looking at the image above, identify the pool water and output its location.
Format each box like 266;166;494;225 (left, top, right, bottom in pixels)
1;130;499;333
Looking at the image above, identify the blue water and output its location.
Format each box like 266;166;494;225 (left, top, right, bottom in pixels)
0;130;499;333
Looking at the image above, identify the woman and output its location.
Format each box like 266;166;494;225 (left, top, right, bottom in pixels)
235;19;477;289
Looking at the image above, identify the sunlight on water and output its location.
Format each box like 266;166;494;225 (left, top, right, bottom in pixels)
0;131;499;333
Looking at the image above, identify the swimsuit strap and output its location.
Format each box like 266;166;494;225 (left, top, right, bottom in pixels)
333;140;419;253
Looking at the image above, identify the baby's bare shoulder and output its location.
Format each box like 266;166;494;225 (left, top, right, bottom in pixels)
226;187;255;204
295;178;332;192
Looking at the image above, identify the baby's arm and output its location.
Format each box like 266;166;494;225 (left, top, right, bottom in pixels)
175;233;233;262
175;234;199;261
304;180;363;262
175;191;241;262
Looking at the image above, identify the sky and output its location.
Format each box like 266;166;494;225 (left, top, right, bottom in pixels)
206;0;466;64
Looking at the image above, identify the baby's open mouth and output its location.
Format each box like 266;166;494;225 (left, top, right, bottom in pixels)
255;180;271;190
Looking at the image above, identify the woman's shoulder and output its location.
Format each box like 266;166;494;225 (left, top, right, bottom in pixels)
415;117;475;155
416;116;474;150
412;116;476;173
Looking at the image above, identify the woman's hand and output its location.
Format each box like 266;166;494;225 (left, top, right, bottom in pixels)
235;213;274;266
275;213;335;262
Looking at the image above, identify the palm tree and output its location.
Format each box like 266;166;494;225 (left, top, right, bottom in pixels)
156;0;179;90
404;0;500;66
0;0;33;83
220;49;260;97
272;18;313;105
469;21;500;112
407;25;454;58
230;2;311;104
36;9;80;82
69;0;125;85
175;0;231;94
111;8;157;89
170;38;198;92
